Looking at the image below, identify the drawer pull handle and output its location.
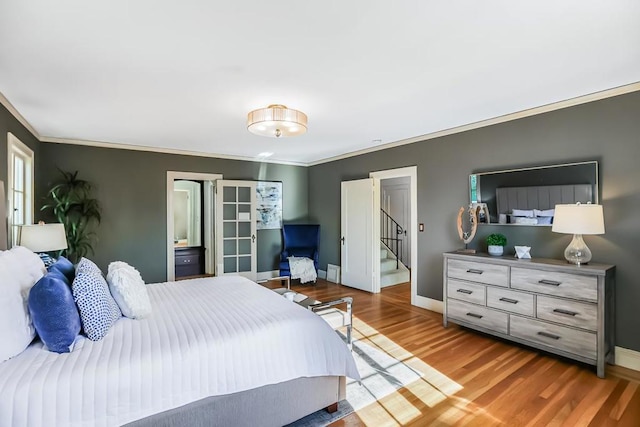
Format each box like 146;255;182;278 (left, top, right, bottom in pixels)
466;312;483;319
457;289;473;294
466;269;483;275
553;308;578;317
538;279;561;286
537;331;560;340
499;297;518;304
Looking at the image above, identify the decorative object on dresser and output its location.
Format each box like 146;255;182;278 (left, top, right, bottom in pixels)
442;252;615;378
514;246;531;259
456;204;479;253
552;203;605;265
485;233;507;256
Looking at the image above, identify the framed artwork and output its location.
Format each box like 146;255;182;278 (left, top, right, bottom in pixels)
256;181;282;230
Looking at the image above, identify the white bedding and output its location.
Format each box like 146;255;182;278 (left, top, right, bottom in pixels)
0;276;360;427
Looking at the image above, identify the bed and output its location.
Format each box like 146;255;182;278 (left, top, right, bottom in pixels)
0;272;359;426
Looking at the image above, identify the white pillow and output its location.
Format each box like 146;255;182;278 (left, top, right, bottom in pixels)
512;209;535;218
534;208;555;217
4;246;47;295
107;262;151;319
0;251;37;362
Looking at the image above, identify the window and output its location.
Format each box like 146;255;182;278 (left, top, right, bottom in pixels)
7;133;34;247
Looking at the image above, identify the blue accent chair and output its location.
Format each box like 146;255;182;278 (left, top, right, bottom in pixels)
279;224;320;278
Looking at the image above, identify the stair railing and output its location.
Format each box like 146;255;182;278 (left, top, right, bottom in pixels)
380;208;405;269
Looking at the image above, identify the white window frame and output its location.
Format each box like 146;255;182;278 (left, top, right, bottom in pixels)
7;132;34;247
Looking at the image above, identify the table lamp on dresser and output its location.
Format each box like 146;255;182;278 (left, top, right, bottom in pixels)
552;203;605;265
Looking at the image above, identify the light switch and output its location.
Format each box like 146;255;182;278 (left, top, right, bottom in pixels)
419;223;424;232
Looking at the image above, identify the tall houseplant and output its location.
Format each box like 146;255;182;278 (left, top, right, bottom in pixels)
42;170;102;263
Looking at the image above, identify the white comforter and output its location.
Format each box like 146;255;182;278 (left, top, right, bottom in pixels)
0;276;359;427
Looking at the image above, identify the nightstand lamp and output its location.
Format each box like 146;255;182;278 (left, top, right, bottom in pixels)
18;222;68;254
552;203;605;265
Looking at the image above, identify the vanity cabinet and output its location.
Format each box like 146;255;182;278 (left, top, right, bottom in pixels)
175;247;204;278
443;252;615;377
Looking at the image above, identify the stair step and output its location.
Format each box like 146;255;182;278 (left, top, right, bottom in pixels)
381;269;410;287
380;258;400;272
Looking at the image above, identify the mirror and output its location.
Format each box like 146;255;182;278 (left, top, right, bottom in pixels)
173;180;202;247
470;161;599;225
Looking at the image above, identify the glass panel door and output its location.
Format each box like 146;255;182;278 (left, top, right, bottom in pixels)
215;180;257;280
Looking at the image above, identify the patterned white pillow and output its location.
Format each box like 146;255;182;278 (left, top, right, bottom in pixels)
107;261;151;319
72;258;122;341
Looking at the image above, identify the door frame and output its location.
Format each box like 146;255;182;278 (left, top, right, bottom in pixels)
166;171;223;282
370;166;418;306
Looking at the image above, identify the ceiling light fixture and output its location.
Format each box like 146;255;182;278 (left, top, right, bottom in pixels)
247;104;308;138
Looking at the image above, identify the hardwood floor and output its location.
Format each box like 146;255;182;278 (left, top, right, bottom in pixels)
284;279;640;426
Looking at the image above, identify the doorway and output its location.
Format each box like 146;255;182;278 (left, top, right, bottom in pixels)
173;180;205;279
166;171;222;282
340;166;418;306
371;167;418;306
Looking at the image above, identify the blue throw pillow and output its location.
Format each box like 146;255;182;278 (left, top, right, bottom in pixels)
28;273;81;353
48;256;75;282
72;258;122;341
47;269;70;286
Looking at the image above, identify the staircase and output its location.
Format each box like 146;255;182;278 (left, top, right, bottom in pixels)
380;243;410;287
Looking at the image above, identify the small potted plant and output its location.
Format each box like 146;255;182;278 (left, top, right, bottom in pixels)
486;233;507;256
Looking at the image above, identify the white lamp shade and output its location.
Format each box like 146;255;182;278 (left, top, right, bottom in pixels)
552;204;605;235
18;223;68;252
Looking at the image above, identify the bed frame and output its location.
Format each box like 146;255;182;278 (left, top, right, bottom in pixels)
125;376;346;427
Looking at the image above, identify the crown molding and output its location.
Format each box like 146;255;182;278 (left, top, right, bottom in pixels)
0;92;41;139
39;136;308;167
308;81;640;166
3;81;639;168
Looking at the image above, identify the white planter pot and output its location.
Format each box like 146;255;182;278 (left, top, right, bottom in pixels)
488;245;504;256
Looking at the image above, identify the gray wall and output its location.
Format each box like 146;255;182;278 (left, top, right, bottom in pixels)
308;90;640;353
37;143;308;283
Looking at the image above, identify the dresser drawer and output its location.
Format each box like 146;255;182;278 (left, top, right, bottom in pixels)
510;315;596;360
447;299;508;334
447;259;509;287
536;295;597;331
487;287;534;317
510;267;597;302
447;279;486;305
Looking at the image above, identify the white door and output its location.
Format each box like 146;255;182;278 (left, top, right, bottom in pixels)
341;178;378;293
215;180;257;281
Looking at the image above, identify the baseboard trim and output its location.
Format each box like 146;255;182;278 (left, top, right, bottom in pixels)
256;270;280;281
318;269;327;280
414;295;443;314
615;346;640;372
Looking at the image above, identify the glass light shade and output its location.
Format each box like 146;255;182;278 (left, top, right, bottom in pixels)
19;223;68;252
552;203;604;265
247;104;307;138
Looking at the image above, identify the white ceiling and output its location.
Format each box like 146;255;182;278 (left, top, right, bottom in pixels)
1;1;639;165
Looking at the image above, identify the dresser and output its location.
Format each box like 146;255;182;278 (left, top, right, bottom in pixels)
442;252;615;377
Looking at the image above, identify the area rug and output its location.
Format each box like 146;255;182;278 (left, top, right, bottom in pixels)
287;335;424;426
